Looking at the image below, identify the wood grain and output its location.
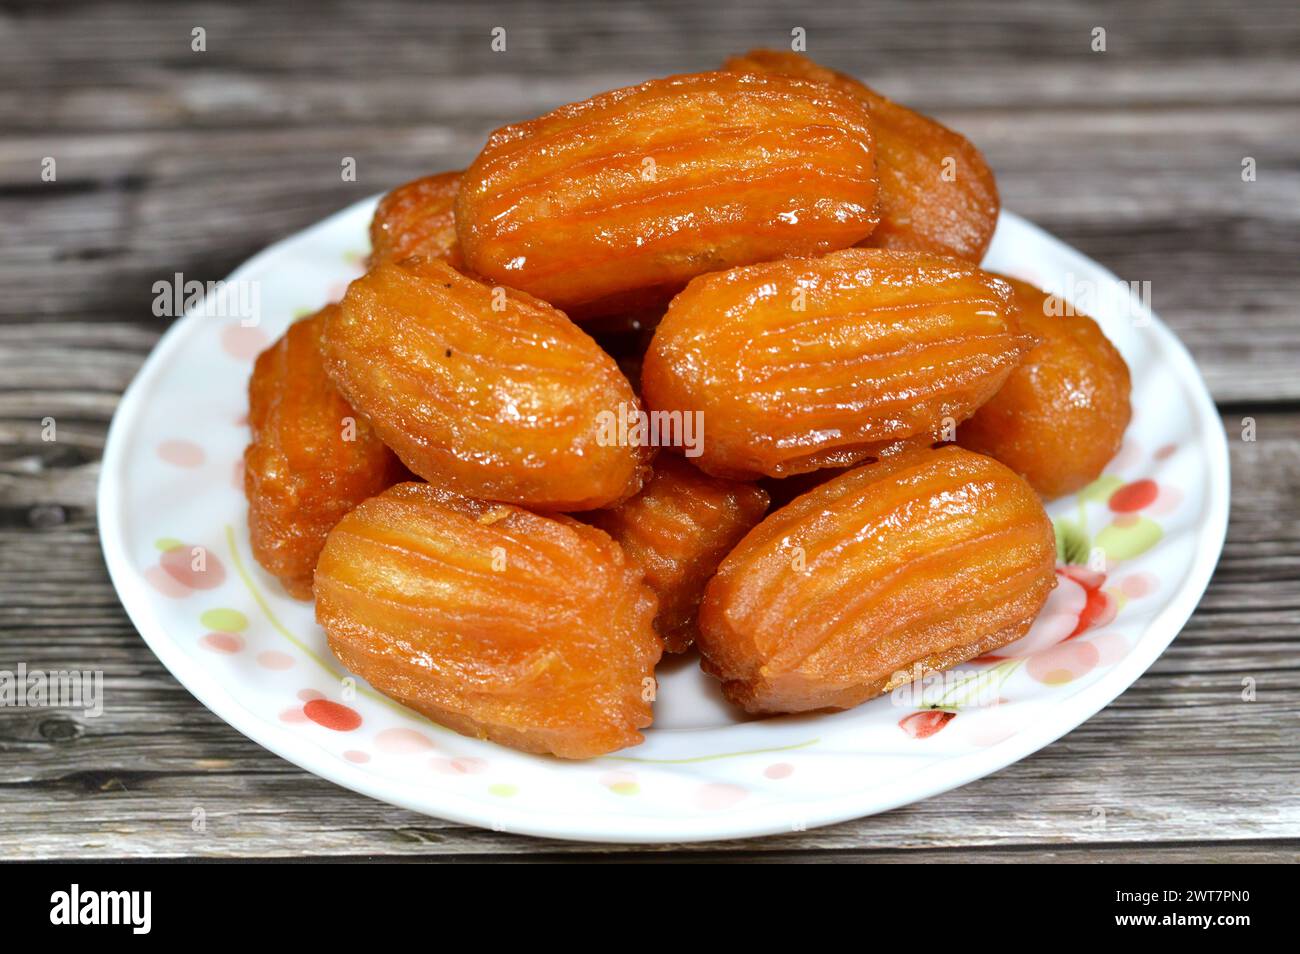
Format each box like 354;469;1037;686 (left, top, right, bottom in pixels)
0;0;1297;860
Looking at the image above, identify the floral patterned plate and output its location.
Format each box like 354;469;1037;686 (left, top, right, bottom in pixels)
99;200;1229;843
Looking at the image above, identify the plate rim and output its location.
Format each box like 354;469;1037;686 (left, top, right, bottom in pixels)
97;201;1231;843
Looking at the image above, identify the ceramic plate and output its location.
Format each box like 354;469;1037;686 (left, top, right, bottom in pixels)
99;199;1229;842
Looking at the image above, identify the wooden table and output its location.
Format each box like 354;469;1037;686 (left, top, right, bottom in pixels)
1;0;1296;862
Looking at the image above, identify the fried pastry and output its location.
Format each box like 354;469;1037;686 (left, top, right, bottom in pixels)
958;275;1132;498
641;248;1033;479
244;307;407;599
315;482;662;758
584;455;769;652
456;70;880;319
723;50;998;262
369;171;463;268
696;446;1057;714
322;257;651;510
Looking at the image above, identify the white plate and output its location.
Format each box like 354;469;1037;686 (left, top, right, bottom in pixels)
99;200;1229;843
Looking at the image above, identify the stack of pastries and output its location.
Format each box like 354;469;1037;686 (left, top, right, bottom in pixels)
244;51;1131;759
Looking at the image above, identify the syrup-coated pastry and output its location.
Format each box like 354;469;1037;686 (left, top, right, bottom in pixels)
315;483;662;758
959;275;1131;499
369;171;463;268
244;307;407;598
642;248;1033;478
584;455;769;652
456;70;880;318
697;446;1057;714
322;257;651;511
724;50;998;262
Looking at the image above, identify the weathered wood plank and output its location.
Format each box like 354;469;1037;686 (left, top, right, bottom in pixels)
5;0;1300;92
4;59;1300;132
